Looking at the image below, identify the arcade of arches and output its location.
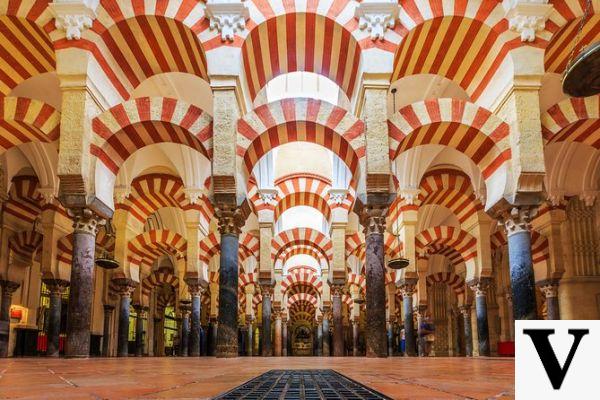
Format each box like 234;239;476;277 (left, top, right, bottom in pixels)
0;0;599;366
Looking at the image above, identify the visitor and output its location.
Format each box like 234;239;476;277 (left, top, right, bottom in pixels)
419;313;435;356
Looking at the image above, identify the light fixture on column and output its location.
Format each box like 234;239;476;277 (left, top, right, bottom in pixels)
387;208;409;270
562;0;599;97
95;218;119;269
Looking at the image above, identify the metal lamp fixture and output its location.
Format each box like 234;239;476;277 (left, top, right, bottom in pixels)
95;218;119;270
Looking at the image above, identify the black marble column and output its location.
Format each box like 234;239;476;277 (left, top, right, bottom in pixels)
352;320;359;356
460;305;473;357
200;324;208;356
453;309;462;356
44;280;68;357
246;318;253;356
260;286;273;356
65;209;102;358
114;279;136;357
185;280;204;357
180;305;190;356
322;311;331;356
208;318;217;356
387;319;394;356
102;304;114;357
469;278;491;357
399;279;417;357
0;280;19;357
316;317;323;356
538;280;560;320
503;207;538;320
331;286;344;357
282;318;288;357
133;305;145;357
359;205;388;357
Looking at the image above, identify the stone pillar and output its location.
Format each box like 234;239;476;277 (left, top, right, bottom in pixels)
387;319;394;356
322;309;331;356
209;317;218;356
215;204;245;358
180;304;190;357
0;280;19;357
331;285;344;357
502;207;538;320
133;305;145;357
452;309;462;356
246;317;253;356
102;304;114;357
316;316;323;356
398;279;417;356
358;205;388;357
44;280;69;357
282;318;288;357
352;319;359;356
114;279;136;357
65;209;102;358
538;280;560;320
260;285;273;356
460;305;473;357
468;278;491;357
153;316;163;357
185;280;204;357
415;305;427;357
273;310;282;357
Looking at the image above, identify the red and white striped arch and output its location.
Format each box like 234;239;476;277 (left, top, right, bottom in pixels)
198;232;220;266
238;98;365;178
418;169;483;223
280;245;326;268
393;3;520;101
541;96;600;149
281;268;323;295
241;12;362;100
347;273;365;290
388;99;511;182
128;229;187;268
426;272;465;295
272;227;333;262
415;226;477;266
116;173;213;225
9;230;42;262
91;97;212;175
274;192;332;223
239;232;259;265
0;97;60;154
0;1;55;96
287;292;319;308
289;299;317;320
345;233;363;259
4;175;42;223
239;272;256;289
141;268;179;295
531;230;550;270
384;231;403;260
156;291;176;310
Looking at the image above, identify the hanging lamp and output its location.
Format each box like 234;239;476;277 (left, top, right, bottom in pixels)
95;218;119;269
562;0;600;97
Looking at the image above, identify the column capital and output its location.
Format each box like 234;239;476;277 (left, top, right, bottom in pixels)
205;0;249;42
499;206;538;236
357;203;388;236
354;0;399;41
49;0;99;40
537;279;559;298
214;203;248;235
0;280;20;295
330;284;346;296
68;208;104;236
505;291;513;305
459;304;472;317
397;278;418;297
502;0;553;42
42;278;70;295
180;304;191;317
259;284;274;299
467;277;493;297
184;277;206;297
111;278;137;298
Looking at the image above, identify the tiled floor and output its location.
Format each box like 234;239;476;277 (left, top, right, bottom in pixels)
0;357;514;399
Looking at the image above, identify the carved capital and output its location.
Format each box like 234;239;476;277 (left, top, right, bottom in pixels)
42;279;70;295
500;206;537;236
215;203;247;235
459;305;471;318
354;0;399;41
397;278;418;297
69;208;103;236
259;284;274;299
399;187;421;205
537;280;559;298
330;284;345;297
103;304;115;313
328;188;348;205
468;277;493;297
184;187;207;205
49;0;99;40
503;0;552;42
0;280;20;295
111;278;137;298
185;277;206;297
206;0;249;42
358;204;387;236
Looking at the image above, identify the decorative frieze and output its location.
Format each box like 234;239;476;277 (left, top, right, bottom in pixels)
355;0;400;41
500;206;537;236
49;0;99;40
205;0;250;42
503;0;553;42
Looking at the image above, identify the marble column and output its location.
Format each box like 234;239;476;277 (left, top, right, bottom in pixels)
415;305;427;357
65;209;102;358
44;280;69;357
282;317;288;357
352;319;359;356
180;305;190;356
331;285;345;357
322;310;331;356
153;316;163;357
273;310;282;356
185;280;204;357
0;280;19;357
133;305;145;357
359;205;388;357
208;318;218;356
503;207;538;320
452;309;462;356
260;285;273;356
469;278;491;357
114;279;136;357
316;316;323;356
398;279;417;356
102;304;114;357
460;305;473;357
246;317;253;356
387;319;394;356
538;280;560;320
215;205;245;358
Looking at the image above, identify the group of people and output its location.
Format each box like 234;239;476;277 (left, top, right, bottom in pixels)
397;313;436;357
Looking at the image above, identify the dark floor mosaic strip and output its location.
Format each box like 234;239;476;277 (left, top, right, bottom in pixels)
213;369;392;400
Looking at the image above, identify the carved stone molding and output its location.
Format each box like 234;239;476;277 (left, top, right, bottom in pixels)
358;204;387;236
214;203;247;235
397;278;418;297
184;187;207;205
399;187;420;205
69;208;104;236
205;0;249;42
355;0;399;41
111;278;137;298
468;277;493;298
330;284;345;297
503;0;553;42
259;284;274;299
0;280;20;295
49;0;99;40
257;188;278;205
500;206;538;236
42;279;70;295
537;280;559;298
328;188;348;205
184;277;205;297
